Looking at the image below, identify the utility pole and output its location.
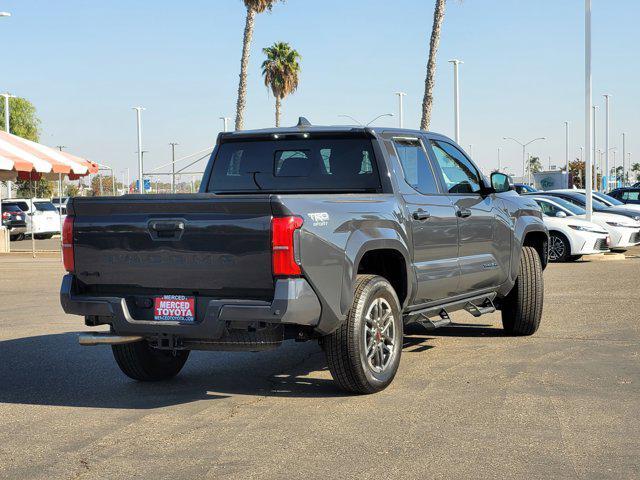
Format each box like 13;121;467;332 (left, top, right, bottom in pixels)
394;92;407;128
169;142;178;194
133;106;145;193
448;60;462;143
1;93;14;201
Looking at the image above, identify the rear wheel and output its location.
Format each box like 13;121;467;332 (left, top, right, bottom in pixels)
501;246;544;336
548;232;570;262
323;275;403;394
112;341;190;381
11;233;24;241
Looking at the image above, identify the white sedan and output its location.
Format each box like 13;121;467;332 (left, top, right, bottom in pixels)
553;188;640;213
532;195;640;253
531;197;610;262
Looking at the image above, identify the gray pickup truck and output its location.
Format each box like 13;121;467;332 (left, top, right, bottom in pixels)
60;121;548;393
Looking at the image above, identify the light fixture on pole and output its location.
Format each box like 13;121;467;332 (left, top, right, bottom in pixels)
219;117;230;132
394;92;406;128
133;106;145;194
448;59;463;143
503;136;546;184
0;12;11;17
584;0;593;221
603;94;611;191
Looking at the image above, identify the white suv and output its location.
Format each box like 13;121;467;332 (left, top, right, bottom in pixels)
2;198;61;239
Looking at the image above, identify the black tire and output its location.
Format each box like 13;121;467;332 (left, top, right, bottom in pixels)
323;274;403;394
501;246;544;336
112;341;190;381
548;232;570;262
34;233;53;240
11;233;24;241
567;255;582;262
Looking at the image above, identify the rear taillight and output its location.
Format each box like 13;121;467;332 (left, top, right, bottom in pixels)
2;212;10;220
62;216;74;273
271;216;303;276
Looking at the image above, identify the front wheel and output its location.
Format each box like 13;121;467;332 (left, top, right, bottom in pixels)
323;275;403;394
501;246;544;336
548;232;570;262
112;341;190;381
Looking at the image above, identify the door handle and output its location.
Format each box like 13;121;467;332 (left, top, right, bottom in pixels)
456;208;472;218
412;209;431;221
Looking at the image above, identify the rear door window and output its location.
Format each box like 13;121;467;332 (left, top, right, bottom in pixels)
392;138;439;194
207;138;381;193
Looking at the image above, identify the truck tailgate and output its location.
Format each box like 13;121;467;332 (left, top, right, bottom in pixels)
70;194;274;299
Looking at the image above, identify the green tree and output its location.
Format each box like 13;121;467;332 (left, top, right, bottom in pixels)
569;159;585;188
420;0;446;130
261;42;301;127
1;97;44;196
90;175;119;196
0;96;40;142
65;184;80;197
528;156;543;174
235;0;281;131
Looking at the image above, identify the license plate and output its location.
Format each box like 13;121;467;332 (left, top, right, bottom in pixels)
154;295;195;322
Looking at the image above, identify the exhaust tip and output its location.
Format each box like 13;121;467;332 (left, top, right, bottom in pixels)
79;332;144;346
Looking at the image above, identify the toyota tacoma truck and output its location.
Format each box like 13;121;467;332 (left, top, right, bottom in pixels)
60;120;548;394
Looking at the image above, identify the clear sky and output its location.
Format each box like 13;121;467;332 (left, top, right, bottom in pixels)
1;0;638;179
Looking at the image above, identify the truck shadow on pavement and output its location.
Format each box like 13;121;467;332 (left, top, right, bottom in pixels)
0;325;503;409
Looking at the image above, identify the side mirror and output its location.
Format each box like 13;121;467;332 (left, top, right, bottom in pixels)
490;172;514;193
555;211;567;218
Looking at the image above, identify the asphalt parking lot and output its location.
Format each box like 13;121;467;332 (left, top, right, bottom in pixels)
0;251;638;479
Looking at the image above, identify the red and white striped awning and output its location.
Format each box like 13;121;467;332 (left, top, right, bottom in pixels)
0;130;98;181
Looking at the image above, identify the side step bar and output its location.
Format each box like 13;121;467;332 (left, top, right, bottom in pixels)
405;293;497;330
79;332;144;346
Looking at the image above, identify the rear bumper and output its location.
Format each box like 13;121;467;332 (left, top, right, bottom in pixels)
60;275;321;341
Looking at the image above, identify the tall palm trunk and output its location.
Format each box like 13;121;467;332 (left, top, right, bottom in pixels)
235;7;256;131
275;96;281;127
420;0;446;131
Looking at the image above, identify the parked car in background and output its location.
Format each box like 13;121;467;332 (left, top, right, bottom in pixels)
526;194;640;252
52;196;69;215
1;204;28;241
539;190;640;222
1;198;61;239
609;188;640;206
588;190;640;213
514;183;538;195
530;196;609;262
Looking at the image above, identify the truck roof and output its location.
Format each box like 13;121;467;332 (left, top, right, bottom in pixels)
218;119;451;143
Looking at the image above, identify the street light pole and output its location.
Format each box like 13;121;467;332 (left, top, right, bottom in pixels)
448;59;462;143
503;136;546;184
1;93;15;200
592;105;598;190
584;0;593;221
564;121;570;186
394;92;406;128
219;117;230;132
603;94;611;191
133;106;145;193
497;147;501;172
622;133;626;186
169;142;178;193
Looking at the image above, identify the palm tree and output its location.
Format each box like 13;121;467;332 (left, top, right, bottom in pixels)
261;42;301;127
234;0;281;131
420;0;447;131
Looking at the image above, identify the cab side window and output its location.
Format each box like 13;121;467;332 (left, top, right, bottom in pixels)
430;140;482;194
393;138;439;194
